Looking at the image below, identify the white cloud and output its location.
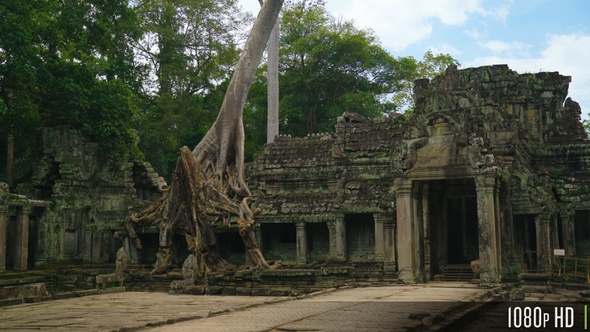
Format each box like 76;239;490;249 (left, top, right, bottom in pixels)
326;0;500;51
480;40;531;57
239;0;508;52
466;33;590;118
464;29;486;40
427;43;463;57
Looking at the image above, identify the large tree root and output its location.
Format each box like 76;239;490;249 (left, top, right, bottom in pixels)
124;147;272;276
123;0;283;279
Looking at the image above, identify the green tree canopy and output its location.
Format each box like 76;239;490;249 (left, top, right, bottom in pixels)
243;1;459;160
1;0;143;184
131;0;252;178
277;1;419;136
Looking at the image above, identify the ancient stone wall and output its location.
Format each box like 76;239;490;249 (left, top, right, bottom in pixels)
251;64;590;280
16;127;165;265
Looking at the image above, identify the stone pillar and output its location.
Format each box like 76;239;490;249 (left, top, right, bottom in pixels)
296;222;307;265
15;205;31;271
395;179;416;283
328;216;346;262
123;236;140;264
373;214;385;261
475;176;500;283
421;184;430;278
255;223;263;250
494;182;502;277
535;213;552;273
83;230;92;262
412;183;425;282
560;210;575;257
0;205;6;272
383;219;396;278
92;231;104;262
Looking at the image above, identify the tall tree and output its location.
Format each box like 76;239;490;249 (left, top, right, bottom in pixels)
1;0;144;186
0;0;45;187
279;2;419;136
125;0;285;275
132;0;252;179
259;0;280;143
240;2;459;161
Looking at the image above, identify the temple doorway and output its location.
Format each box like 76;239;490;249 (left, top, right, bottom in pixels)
428;179;479;279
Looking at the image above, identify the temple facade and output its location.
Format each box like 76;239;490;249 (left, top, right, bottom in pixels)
249;65;590;283
3;65;590;286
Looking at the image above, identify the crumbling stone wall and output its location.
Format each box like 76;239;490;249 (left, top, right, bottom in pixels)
16;126;165;265
251;64;590;281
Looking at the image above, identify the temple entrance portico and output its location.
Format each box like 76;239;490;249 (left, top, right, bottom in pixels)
395;175;502;284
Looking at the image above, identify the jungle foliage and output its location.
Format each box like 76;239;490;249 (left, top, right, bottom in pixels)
0;0;458;185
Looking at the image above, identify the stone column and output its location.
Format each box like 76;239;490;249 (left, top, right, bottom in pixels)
560;210;575;257
328;216;346;262
83;230;92;262
0;205;7;272
412;183;425;282
494;182;502;276
123;236;140;264
475;176;500;283
421;184;430;278
296;222;307;265
255;223;263;250
34;211;47;267
15;205;31;271
395;179;416;283
383;219;396;278
373;214;385;261
535;213;552;273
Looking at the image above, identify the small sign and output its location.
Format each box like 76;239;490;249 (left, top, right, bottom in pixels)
553;249;566;256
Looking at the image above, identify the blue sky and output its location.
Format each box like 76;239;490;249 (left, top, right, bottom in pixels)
239;0;590;119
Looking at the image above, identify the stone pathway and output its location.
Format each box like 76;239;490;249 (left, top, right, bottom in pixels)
146;283;491;332
0;291;280;331
0;282;505;332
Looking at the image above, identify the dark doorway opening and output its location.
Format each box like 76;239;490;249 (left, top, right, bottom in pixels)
138;233;159;265
428;179;479;277
262;223;296;262
345;214;375;262
446;196;479;264
514;214;537;271
307;222;329;262
217;231;246;266
575;210;590;257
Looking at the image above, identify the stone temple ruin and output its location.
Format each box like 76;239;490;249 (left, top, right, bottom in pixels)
250;64;590;284
1;65;590;296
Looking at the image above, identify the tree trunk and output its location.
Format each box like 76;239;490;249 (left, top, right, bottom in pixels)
124;0;284;277
6;134;14;188
266;3;280;143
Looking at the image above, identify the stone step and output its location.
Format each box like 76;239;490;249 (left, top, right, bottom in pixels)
435;264;475;281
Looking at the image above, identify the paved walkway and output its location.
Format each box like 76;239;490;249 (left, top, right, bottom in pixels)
0;282;508;332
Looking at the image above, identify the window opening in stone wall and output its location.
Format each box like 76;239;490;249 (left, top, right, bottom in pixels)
575;210;590;257
514;215;537;272
262;223;296;263
306;222;329;263
172;234;189;267
6;216;15;270
345;214;375;262
28;213;39;268
217;230;246;266
138;233;159;265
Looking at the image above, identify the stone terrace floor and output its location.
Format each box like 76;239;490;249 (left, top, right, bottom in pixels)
0;281;585;332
